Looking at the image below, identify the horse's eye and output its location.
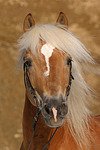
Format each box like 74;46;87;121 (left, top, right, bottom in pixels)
67;57;72;66
24;58;32;68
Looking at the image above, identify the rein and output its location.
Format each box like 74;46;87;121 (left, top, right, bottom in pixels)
23;58;74;150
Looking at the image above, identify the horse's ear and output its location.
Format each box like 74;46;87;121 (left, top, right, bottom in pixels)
56;12;68;26
23;13;35;32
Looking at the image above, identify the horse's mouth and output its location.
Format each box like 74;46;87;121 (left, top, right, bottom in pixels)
44;117;65;128
41;98;68;127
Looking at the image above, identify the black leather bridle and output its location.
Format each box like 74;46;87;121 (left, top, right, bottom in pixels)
23;57;74;150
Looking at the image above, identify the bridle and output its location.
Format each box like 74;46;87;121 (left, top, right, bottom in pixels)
66;58;74;98
23;57;74;150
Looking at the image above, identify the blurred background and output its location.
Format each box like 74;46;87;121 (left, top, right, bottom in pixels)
0;0;100;150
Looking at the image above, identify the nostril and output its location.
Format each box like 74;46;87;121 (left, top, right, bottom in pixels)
45;106;49;114
45;105;51;115
59;104;68;117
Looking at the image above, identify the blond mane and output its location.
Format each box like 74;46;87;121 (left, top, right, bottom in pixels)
18;24;94;148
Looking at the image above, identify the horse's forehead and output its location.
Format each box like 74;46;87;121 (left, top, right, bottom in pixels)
41;43;54;60
40;43;55;76
40;43;65;59
40;43;65;76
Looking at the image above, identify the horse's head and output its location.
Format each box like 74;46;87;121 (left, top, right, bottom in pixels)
22;12;74;127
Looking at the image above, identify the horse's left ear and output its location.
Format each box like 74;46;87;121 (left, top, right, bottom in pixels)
56;12;68;26
23;13;35;32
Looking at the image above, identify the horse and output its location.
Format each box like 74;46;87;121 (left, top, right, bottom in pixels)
18;12;100;150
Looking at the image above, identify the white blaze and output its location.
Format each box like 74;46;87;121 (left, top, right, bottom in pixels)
41;44;54;76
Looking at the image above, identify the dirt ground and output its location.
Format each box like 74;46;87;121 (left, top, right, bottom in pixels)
0;0;100;150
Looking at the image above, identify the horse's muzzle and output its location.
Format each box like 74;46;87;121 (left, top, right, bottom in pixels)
41;97;68;127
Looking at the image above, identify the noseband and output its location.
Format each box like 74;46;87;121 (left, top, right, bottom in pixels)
23;58;74;150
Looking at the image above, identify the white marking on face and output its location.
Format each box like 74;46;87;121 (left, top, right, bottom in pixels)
41;44;54;76
52;107;57;122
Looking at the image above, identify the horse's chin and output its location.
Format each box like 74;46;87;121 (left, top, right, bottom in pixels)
44;117;65;128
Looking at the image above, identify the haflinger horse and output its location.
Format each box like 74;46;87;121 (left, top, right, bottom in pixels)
18;12;100;150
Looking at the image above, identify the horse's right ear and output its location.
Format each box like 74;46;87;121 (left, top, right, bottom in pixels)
23;13;35;32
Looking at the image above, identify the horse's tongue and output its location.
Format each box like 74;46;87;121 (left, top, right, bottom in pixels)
52;107;57;122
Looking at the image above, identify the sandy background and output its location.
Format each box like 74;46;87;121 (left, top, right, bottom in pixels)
0;0;100;150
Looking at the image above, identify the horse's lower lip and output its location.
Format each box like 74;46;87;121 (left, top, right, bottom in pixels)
44;117;65;128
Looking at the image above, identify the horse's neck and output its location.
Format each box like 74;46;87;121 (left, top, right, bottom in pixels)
48;116;100;150
22;94;51;149
48;124;79;150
